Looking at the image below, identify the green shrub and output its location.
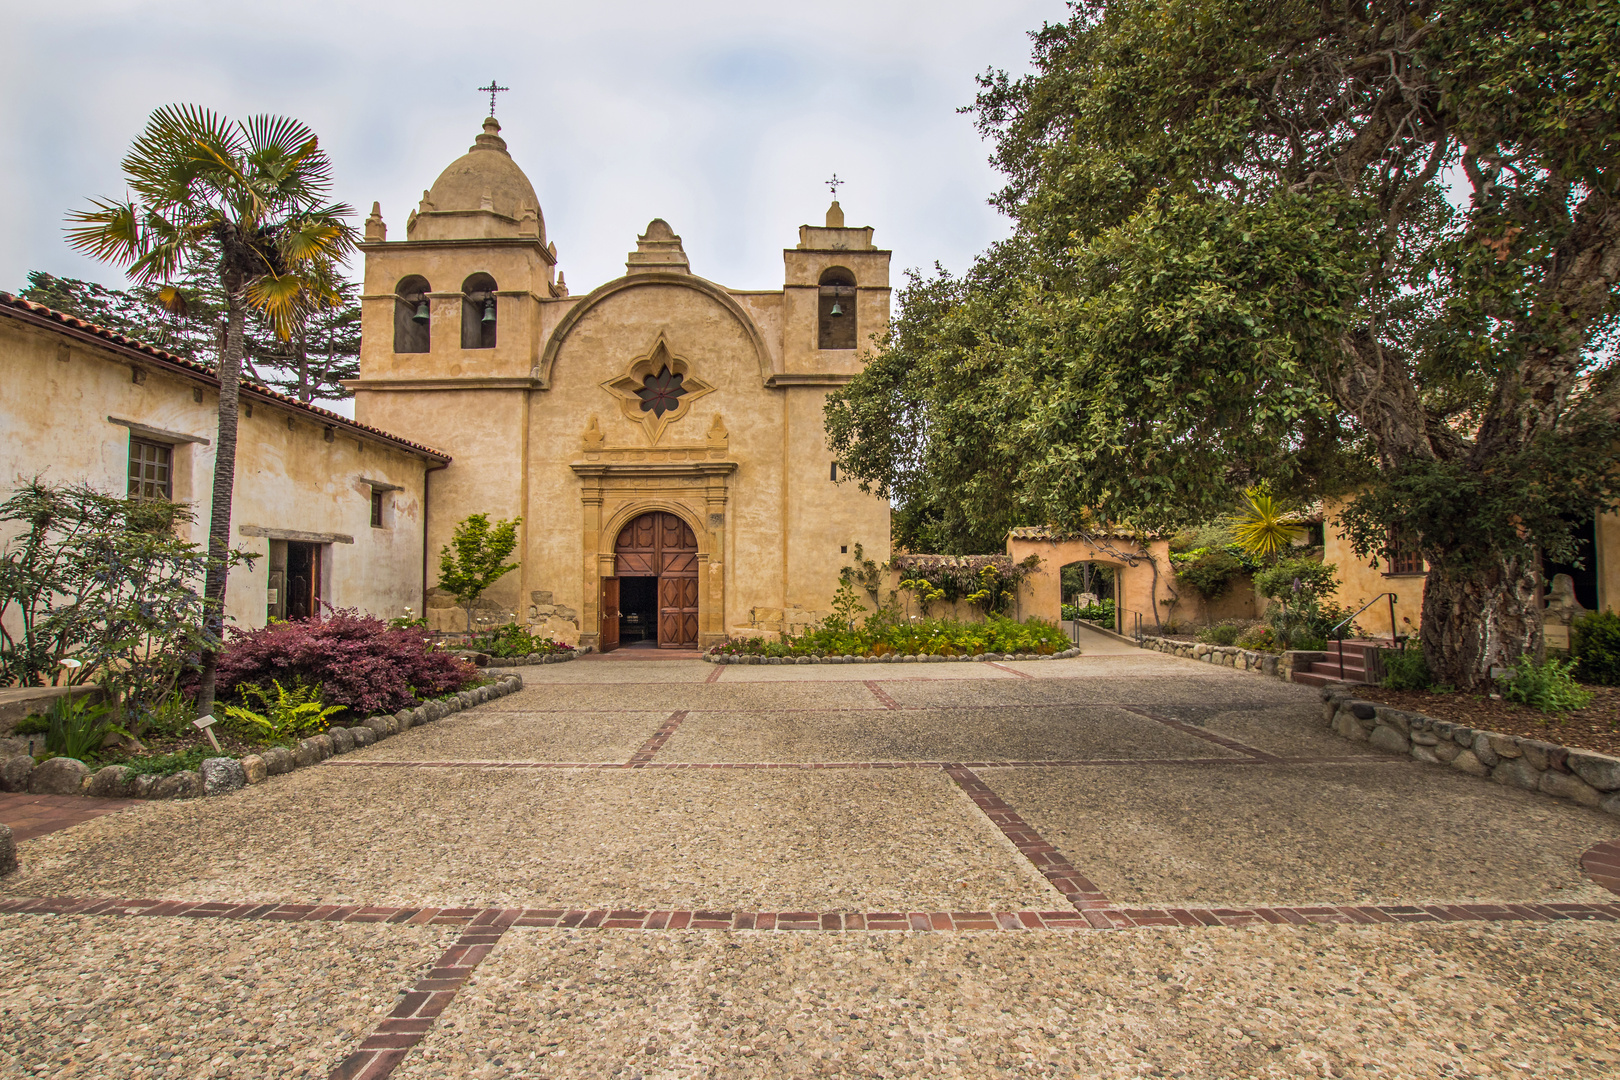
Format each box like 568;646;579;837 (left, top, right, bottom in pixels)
223;679;343;742
709;615;1071;658
45;693;121;760
1571;611;1620;686
13;713;50;736
1253;557;1339;605
1063;598;1116;627
121;746;215;777
1235;624;1277;651
1502;657;1594;713
469;622;573;659
1197;621;1242;646
1380;648;1432;691
1174;549;1246;600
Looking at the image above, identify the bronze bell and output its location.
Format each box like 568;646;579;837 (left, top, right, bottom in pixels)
482;297;496;323
829;301;844;317
412;300;430;323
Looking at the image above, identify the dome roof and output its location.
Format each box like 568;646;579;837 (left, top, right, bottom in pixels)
409;118;545;243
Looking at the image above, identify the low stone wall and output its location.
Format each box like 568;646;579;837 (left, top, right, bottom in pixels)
1137;634;1322;683
0;674;525;803
487;650;581;668
1319;684;1620;817
705;647;1084;665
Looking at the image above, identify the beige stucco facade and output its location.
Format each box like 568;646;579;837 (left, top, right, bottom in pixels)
1006;529;1174;636
350;118;892;647
0;297;445;636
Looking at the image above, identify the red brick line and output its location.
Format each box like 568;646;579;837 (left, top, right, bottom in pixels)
986;662;1034;679
945;767;1113;912
864;681;901;709
627;710;691;766
705;664;725;683
1119;705;1282;762
6;895;1616;935
319;756;1405;772
329;907;518;1080
1582;839;1620;897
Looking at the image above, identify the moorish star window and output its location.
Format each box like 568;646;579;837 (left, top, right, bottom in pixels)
636;365;687;418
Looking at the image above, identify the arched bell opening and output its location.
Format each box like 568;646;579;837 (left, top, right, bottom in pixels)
818;266;856;350
393;275;431;353
461;272;498;349
602;511;701;650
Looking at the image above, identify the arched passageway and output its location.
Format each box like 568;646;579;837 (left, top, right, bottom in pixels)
1008;527;1174;637
607;511;700;649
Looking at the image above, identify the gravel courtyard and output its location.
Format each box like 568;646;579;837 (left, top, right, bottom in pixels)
3;634;1617;1078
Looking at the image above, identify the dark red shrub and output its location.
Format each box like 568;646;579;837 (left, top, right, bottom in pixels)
217;609;478;717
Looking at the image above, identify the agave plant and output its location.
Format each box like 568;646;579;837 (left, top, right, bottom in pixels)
1230;487;1304;562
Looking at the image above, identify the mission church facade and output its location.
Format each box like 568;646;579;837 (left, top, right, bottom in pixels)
351;116;892;649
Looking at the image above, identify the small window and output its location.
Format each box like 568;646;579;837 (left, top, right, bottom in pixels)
461;273;498;349
1386;534;1424;575
830;461;838;482
128;438;172;501
370;490;385;528
393;275;431;353
818;267;857;350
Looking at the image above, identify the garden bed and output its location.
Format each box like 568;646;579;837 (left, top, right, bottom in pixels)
1357;684;1620;758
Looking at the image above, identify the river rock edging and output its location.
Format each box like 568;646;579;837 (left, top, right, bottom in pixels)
704;647;1084;665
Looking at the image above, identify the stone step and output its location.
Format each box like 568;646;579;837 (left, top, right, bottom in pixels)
1291;670;1347;688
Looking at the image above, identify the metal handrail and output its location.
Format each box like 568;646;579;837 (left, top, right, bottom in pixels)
1327;592;1399;681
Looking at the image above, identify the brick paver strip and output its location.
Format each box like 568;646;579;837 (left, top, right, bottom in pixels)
0;792;144;841
1119;705;1283;761
328;908;519;1079
1582;838;1620;896
864;681;901;709
705;663;724;683
5;895;1616;935
945;766;1113;910
626;710;690;765
986;662;1034;679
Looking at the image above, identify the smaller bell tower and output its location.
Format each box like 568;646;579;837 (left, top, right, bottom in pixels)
781;192;892;377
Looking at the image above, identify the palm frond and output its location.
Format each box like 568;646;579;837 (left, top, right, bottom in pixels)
64;199;144;265
1230;487;1305;560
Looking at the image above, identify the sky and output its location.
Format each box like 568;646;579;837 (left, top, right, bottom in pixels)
1;1;1067;335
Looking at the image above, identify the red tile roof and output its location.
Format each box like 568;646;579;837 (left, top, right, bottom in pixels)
0;291;450;462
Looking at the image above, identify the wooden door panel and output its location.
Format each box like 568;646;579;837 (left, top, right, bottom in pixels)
661;551;698;574
600;577;620;652
616;511;701;647
616;552;656;576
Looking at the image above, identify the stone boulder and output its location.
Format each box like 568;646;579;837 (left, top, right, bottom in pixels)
153;770;203;799
0;755;35;794
240;754;268;784
329;727;355;754
293;740;321;767
1569;752;1620;793
261;746;295;775
131;774;162;798
29;756;90;795
350;726;377;747
86;765;134;798
200;758;246;795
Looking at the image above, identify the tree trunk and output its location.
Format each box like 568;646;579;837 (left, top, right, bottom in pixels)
1420;555;1543;691
193;293;247;720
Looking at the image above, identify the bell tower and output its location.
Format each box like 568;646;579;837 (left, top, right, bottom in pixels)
353;116;566;402
780;194;892;377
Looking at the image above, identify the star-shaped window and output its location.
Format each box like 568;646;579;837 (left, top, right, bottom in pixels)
636;365;687;418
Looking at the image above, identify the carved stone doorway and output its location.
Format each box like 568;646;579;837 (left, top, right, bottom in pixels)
614;512;700;647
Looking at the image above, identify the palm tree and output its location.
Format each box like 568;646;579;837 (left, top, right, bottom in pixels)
1230;486;1305;563
67;105;357;719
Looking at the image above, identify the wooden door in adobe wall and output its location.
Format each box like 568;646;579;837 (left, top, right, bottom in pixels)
599;577;620;653
614;511;699;647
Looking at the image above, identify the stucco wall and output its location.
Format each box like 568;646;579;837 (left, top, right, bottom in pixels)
1007;534;1174;635
0;312;432;640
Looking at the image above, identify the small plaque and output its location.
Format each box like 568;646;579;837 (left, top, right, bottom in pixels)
193;714;217;730
266;589;280;605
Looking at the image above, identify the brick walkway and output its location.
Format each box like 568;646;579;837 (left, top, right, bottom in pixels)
0;792;142;842
3;653;1617;1079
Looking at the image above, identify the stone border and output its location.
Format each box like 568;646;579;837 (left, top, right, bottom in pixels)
1136;634;1321;682
0;674;526;806
484;650;581;668
1318;683;1620;818
705;647;1084;666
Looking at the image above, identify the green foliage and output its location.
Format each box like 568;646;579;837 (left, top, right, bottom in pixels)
1063;598;1116;627
1196;621;1246;646
0;480;249;731
469;623;572;659
1230;488;1304;562
1380;649;1434;692
223;679;342;741
119;746;217;777
13;714;50;736
44;693;121;760
1571;611;1620;687
1235;623;1276;651
890;554;1041;617
1253;559;1339;606
827;0;1620;687
1173;549;1245;601
710;615;1071;659
437;514;522;632
1502;658;1594;715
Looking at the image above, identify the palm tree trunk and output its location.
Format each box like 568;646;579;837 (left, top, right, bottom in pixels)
193;293;247;720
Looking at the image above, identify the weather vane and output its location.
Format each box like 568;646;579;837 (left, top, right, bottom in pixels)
826;173;844;199
478;79;510;117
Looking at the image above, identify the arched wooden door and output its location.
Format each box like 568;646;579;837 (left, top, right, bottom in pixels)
614;512;699;647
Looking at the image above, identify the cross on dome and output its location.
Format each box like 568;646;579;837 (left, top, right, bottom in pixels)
826;173;844;199
477;79;509;116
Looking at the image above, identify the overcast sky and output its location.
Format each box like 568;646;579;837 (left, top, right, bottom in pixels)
2;0;1064;308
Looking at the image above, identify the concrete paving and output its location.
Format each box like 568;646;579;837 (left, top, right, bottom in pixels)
2;648;1616;1078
